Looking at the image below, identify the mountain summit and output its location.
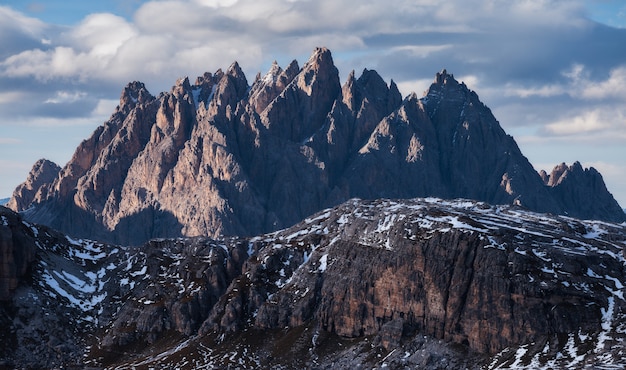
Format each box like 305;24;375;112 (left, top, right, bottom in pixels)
9;48;625;245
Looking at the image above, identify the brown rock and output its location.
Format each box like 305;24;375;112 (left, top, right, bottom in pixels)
11;48;625;246
7;159;60;212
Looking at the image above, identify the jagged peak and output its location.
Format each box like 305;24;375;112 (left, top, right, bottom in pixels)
121;81;147;101
303;46;335;72
389;79;400;96
24;158;61;186
346;69;356;81
118;81;153;114
261;60;283;84
357;68;386;90
405;91;420;102
434;68;452;84
269;60;281;72
32;158;59;171
545;161;589;187
195;72;213;86
284;59;300;75
172;76;192;96
226;61;245;78
175;76;191;88
429;69;467;93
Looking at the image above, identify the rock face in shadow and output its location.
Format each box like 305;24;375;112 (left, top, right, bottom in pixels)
9;49;625;245
0;206;37;300
540;161;625;221
201;198;626;360
2;199;626;368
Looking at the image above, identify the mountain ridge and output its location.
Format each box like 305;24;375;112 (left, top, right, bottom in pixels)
8;47;625;245
2;198;626;368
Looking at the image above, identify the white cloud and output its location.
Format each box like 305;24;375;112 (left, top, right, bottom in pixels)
504;64;626;100
0;6;47;42
504;84;565;98
193;0;238;7
579;66;626;100
390;45;453;59
544;110;613;136
44;91;87;104
69;13;137;57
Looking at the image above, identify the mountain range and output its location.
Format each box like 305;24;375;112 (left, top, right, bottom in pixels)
7;47;625;246
3;47;626;368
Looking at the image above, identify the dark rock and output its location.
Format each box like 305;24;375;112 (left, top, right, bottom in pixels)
3;197;626;368
0;207;37;300
542;161;625;221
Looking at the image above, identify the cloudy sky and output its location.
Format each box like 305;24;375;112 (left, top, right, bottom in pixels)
1;0;625;208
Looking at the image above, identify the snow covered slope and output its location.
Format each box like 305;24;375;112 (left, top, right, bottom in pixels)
2;198;626;368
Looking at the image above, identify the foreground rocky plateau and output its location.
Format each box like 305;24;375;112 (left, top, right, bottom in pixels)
2;197;626;368
8;48;625;246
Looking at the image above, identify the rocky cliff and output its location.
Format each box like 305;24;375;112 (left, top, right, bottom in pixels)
1;198;626;368
9;48;626;245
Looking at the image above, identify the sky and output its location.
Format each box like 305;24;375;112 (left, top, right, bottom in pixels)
1;0;626;208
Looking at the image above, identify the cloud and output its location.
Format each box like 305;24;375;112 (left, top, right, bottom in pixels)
193;0;238;7
68;13;137;56
543;109;619;136
0;6;50;59
505;64;626;100
44;91;88;104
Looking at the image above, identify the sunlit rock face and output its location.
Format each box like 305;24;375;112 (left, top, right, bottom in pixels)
9;48;625;246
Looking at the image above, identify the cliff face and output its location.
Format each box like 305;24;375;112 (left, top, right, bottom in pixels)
0;207;37;300
2;198;626;368
9;48;626;245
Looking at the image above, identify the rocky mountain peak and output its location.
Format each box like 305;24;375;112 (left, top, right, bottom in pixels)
544;161;582;187
224;61;249;100
7;159;60;212
266;60;282;80
307;46;333;70
173;76;192;96
261;47;341;142
118;81;153;115
425;68;473;101
296;46;339;94
249;59;300;114
541;161;624;221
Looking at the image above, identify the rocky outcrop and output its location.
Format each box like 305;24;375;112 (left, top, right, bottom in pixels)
201;198;626;360
0;206;37;300
9;48;626;245
0;205;96;368
99;237;250;348
6;159;60;212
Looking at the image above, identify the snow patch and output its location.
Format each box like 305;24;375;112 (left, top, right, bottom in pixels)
318;254;328;272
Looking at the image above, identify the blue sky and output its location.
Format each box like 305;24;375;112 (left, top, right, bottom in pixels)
1;0;626;208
